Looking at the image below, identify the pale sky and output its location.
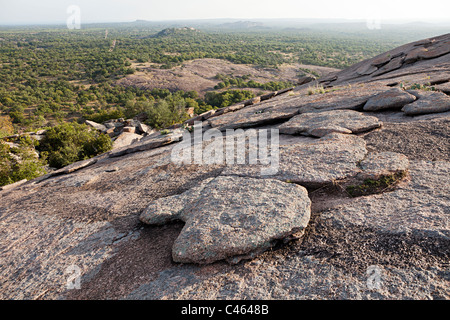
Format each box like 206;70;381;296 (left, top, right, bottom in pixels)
1;0;450;25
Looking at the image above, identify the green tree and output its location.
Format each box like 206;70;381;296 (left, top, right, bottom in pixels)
145;100;175;129
204;90;255;108
38;122;112;169
0;115;14;138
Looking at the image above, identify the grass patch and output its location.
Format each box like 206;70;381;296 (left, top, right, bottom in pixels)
160;129;171;135
307;84;346;95
307;85;326;95
400;82;436;91
346;171;407;197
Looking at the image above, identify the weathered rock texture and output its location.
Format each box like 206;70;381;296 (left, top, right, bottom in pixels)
112;132;143;149
278;110;382;137
223;133;369;187
358;152;409;179
319;33;450;88
141;176;311;264
208;83;388;131
363;88;417;111
402;90;450;115
1;33;449;300
322;160;449;239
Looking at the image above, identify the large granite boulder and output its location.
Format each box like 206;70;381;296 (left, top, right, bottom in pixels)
279;110;382;137
85;120;107;132
402;90;450;115
140;176;311;264
112;132;143;150
363;88;417;111
358;152;409;179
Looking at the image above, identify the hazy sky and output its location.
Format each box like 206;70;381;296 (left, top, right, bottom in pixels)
1;0;450;24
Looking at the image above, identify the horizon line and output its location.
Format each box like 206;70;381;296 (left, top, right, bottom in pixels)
2;17;450;27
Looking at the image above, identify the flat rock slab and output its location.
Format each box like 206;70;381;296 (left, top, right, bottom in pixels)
356;63;378;75
222;133;368;187
363;88;417;111
85;120;107;132
208;93;301;131
297;84;388;113
109;131;182;158
307;125;352;137
208;84;387;131
322;160;450;239
140;176;311;264
320;34;450;87
279;110;382;137
405;40;450;63
140;178;215;226
358;152;409;179
402;90;450;115
0;209;122;299
370;55;405;77
112;132;143;150
434;82;450;94
29;157;100;185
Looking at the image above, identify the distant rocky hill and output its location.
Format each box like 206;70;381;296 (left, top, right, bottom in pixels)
1;33;449;300
151;27;199;38
117;58;337;96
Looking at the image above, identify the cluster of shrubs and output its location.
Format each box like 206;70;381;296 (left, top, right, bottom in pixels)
37;123;112;169
0;87;258;187
214;75;294;92
0;120;112;187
